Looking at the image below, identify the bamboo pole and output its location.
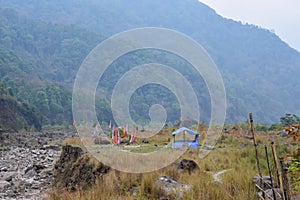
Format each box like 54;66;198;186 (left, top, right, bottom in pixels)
271;142;285;200
255;184;274;200
249;113;262;178
280;158;293;200
265;145;277;200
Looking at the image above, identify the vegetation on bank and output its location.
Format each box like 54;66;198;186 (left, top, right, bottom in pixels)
48;113;300;199
48;128;299;200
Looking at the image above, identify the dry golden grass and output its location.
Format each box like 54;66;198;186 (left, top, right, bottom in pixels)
49;131;298;199
62;137;84;146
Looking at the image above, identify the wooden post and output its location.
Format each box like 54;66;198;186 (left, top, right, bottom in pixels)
265;146;277;200
271;142;285;200
249;113;262;178
280;158;292;200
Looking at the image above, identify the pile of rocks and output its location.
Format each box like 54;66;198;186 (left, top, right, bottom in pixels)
0;131;76;149
0;146;61;199
0;131;77;199
252;176;282;200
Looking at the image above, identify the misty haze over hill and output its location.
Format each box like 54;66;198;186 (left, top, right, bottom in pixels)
0;0;299;128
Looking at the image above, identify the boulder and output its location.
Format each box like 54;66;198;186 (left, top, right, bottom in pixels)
174;159;199;174
155;176;190;199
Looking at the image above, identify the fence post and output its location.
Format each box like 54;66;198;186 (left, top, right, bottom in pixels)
271;142;285;200
280;158;292;200
265;145;276;200
249;113;262;178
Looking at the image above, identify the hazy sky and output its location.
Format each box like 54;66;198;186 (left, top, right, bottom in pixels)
199;0;300;52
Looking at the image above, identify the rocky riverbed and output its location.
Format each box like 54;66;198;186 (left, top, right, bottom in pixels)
0;131;77;200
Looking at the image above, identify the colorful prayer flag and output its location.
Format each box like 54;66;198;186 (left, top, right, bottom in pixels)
93;124;99;135
114;127;118;144
117;128;120;144
133;129;137;142
129;134;133;143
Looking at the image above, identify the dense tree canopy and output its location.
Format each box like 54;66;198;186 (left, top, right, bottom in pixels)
0;0;299;129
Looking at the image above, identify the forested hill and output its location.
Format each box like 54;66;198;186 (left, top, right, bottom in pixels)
0;8;103;85
0;8;110;130
0;0;300;125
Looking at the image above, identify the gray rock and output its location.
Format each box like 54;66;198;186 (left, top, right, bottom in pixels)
203;144;215;150
0;131;75;199
174;159;199;174
239;143;249;147
0;180;10;190
47;157;54;162
4;173;17;182
278;131;288;137
1;167;8;172
294;193;300;200
252;176;278;190
25;169;37;177
25;178;36;186
257;188;282;200
25;166;34;174
31;149;40;155
156;176;178;185
33;164;47;173
155;176;190;194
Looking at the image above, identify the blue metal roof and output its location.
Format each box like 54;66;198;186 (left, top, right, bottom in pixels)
171;127;198;136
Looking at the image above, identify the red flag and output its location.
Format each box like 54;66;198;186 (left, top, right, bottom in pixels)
113;128;118;144
121;127;128;138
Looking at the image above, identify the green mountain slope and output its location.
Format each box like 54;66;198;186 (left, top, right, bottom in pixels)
0;0;299;124
0;83;41;131
0;8;112;129
0;8;104;85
